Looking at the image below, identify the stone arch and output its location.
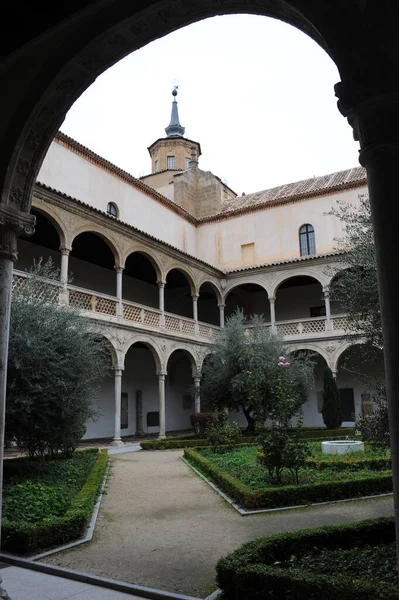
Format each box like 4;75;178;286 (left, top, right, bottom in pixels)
223;278;270;302
70;225;122;267
165;264;196;296
197;278;223;305
96;331;119;368
3;3;333;216
122;245;163;281
30;201;68;248
165;344;198;377
121;334;163;373
271;270;328;298
331;340;366;373
288;342;330;366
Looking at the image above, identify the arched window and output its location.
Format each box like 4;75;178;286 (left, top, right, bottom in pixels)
299;224;316;256
107;202;118;218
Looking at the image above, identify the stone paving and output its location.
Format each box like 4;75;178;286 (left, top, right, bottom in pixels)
42;450;394;597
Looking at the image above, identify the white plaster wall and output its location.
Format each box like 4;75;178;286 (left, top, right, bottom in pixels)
84;375;115;439
196;187;367;270
38;142;197;254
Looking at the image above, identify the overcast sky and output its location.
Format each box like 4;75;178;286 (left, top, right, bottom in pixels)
60;14;360;195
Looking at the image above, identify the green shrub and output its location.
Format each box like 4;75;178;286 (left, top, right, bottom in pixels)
258;425;311;484
1;449;108;553
184;447;393;509
205;414;242;453
216;517;398;599
190;412;225;436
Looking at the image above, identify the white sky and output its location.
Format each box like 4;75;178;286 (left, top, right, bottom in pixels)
60;14;360;195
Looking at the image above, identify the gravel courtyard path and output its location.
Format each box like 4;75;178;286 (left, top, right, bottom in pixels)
43;450;394;597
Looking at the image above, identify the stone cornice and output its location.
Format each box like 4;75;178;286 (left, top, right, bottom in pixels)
225;252;346;278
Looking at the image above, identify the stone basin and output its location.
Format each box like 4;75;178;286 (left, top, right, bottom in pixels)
321;440;365;455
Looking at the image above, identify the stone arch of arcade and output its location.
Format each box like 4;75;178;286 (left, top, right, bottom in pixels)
123;250;160;309
166;347;199;432
164;267;195;319
223;282;270;324
16;206;64;273
198;280;222;327
273;274;329;332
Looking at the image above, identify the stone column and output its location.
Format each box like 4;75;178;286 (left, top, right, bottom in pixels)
158;280;165;327
218;303;225;328
323;288;332;330
336;85;399;556
111;367;124;447
0;206;35;548
158;372;167;439
193;376;201;413
115;266;123;317
192;294;199;335
59;245;71;305
269;296;276;331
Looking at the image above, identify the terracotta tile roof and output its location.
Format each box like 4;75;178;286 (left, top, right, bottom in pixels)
198;167;367;223
54;131;196;223
139;168;183;179
226;250;345;274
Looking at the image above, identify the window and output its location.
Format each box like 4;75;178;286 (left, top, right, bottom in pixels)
167;156;175;169
185;157;190;169
121;393;128;430
147;411;159;427
154;160;159;172
241;242;255;266
299;224;316;256
107;202;118;218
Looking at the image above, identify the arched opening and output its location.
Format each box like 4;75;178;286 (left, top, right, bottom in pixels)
123;252;159;308
122;342;161;437
70;232;116;294
16;208;61;272
82;337;115;441
166;349;196;433
336;344;385;425
198;282;220;326
288;349;328;427
165;269;193;318
225;283;269;322
275;276;324;322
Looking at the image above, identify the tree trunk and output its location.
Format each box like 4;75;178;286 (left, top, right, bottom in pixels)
243;406;255;435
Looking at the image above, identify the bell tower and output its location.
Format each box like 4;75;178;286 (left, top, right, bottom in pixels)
147;86;201;173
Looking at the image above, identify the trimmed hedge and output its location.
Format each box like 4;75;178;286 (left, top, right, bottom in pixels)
216;517;398;599
2;449;108;554
184;447;393;509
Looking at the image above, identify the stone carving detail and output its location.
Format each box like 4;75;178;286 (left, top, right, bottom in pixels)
161;340;167;353
325;344;336;354
16;159;30;176
27;130;41;149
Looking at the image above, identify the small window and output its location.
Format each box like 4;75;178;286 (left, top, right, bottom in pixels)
107;202;118;218
121;393;128;430
185;157;190;169
241;243;255;266
167;156;175;169
154;160;159;172
147;411;160;427
299;224;316;256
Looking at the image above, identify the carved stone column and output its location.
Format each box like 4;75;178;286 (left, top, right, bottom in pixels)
269;296;276;331
336;84;399;556
59;245;71;305
0;206;35;548
158;371;167;439
193;376;201;413
115;266;123;317
323;288;332;331
218;303;225;328
192;294;199;335
158;280;165;328
111;367;124;447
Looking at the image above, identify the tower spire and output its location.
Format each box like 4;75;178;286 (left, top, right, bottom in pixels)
165;86;185;138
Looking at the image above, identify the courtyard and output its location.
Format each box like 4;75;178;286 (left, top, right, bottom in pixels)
42;450;394;597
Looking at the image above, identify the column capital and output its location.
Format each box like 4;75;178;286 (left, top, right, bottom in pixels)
0;205;35;262
157;280;166;288
157;370;167;378
218;303;225;309
323;287;330;298
113;366;124;374
114;265;124;274
59;245;72;256
193;375;201;384
269;296;276;303
335;84;399;165
191;294;199;301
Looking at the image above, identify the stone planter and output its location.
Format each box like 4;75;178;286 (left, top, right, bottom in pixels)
321;440;364;455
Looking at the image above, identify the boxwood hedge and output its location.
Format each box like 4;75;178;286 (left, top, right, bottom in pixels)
216;517;398;599
184;447;393;509
1;448;108;554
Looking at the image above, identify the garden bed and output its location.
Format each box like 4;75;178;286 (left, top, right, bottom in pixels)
1;448;108;554
184;445;392;509
216;517;399;599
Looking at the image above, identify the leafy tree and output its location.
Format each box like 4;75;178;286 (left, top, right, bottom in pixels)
329;193;381;353
200;310;314;433
6;260;110;457
321;367;342;429
355;382;389;449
